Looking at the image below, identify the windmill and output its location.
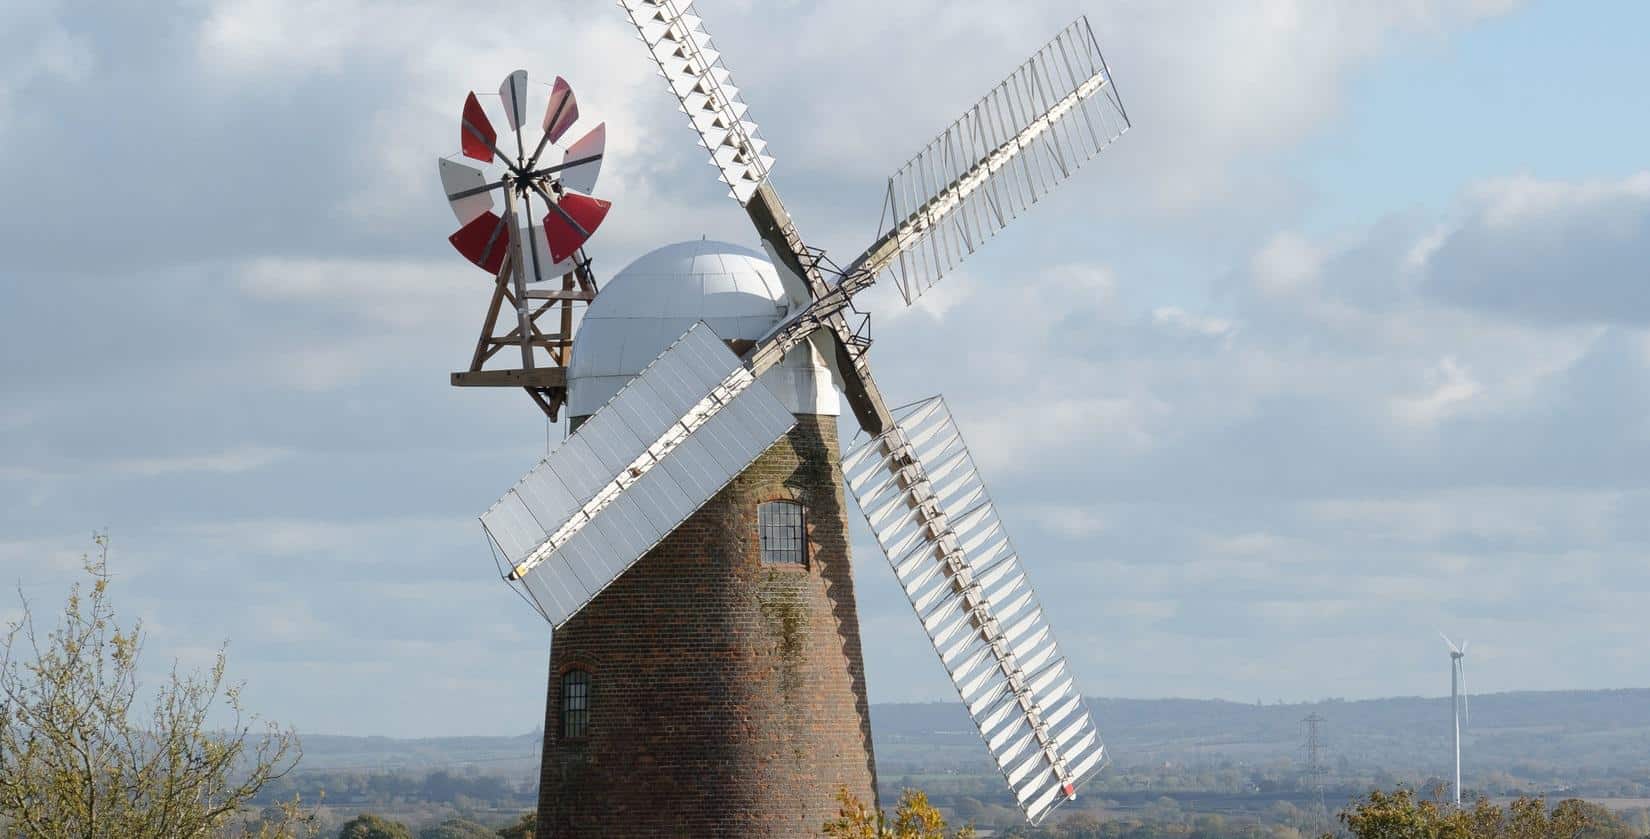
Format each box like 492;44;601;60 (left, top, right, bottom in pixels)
439;72;612;419
1441;633;1470;806
466;2;1131;829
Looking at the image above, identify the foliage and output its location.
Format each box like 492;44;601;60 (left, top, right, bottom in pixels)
338;812;414;839
823;787;977;839
494;811;534;838
0;535;303;838
230;795;324;838
1338;787;1635;839
254;768;532;810
416;816;496;839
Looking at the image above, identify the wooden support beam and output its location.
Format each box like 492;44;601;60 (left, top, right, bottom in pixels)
523;288;597;301
451;368;568;388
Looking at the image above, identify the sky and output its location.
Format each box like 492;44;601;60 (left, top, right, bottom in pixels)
1;0;1646;738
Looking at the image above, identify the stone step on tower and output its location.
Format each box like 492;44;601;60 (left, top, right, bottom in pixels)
534;240;878;838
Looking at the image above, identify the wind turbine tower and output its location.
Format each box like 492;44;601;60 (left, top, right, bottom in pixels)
1441;634;1469;806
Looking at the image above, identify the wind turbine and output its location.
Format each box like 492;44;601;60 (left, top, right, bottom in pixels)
1441;633;1470;806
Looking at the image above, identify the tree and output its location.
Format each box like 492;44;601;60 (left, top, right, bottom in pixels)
417;817;496;839
494;811;534;838
1338;787;1620;839
338;812;413;839
823;787;977;839
0;535;305;838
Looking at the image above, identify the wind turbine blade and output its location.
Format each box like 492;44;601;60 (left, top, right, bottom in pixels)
842;396;1104;826
846;17;1129;305
1440;631;1460;654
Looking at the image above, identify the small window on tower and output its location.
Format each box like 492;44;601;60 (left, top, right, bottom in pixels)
758;501;806;566
561;668;590;739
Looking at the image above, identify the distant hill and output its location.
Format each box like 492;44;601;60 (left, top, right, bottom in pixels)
294;688;1650;782
875;689;1650;785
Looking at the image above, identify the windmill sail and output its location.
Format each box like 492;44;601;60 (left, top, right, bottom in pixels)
842;397;1105;824
618;0;774;205
850;17;1130;304
482;323;796;627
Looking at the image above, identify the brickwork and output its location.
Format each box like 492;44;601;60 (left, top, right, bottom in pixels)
535;414;879;837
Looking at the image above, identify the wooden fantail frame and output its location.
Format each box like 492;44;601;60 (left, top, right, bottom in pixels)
450;247;598;421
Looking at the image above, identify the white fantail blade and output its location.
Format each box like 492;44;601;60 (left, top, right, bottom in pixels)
517;221;576;283
500;69;530;132
481;323;797;628
842;396;1104;826
620;0;773;207
439;158;495;225
559;122;606;195
848;17;1130;305
543;76;579;144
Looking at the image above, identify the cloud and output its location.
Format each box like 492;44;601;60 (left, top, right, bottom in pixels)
0;0;93;133
1426;172;1650;324
1390;357;1481;426
113;446;291;477
8;0;1646;736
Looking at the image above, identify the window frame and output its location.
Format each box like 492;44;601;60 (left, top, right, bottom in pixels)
560;667;591;740
757;499;808;568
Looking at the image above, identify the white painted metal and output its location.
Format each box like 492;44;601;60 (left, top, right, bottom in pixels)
500;69;531;131
618;0;774;204
854;18;1130;304
517;222;576;284
1442;633;1469;806
482;322;797;627
439;158;493;224
842;397;1105;824
567;240;839;418
560;123;607;195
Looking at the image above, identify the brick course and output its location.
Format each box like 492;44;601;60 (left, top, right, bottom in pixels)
535;414;879;837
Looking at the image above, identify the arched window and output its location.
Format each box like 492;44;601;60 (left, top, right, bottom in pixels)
758;500;806;566
561;669;590;739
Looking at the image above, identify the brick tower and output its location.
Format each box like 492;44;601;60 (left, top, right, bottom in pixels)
533;241;878;837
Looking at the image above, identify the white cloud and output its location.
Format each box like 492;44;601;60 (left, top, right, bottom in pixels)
1152;306;1234;339
1391;356;1481;426
113;446;291;477
1251;232;1323;295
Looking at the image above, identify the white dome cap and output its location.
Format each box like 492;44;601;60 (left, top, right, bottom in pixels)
567;239;840;418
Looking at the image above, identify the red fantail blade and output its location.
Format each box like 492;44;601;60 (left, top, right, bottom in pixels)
543;193;610;264
461;92;497;163
449;211;510;274
543;77;579;144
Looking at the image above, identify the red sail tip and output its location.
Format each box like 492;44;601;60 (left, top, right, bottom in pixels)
461;92;497;163
449;211;510;274
543;193;611;264
1062;783;1076;799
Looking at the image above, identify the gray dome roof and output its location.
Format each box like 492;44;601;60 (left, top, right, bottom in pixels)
567;240;840;418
